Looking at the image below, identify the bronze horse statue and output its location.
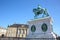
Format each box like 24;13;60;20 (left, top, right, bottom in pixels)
33;5;49;19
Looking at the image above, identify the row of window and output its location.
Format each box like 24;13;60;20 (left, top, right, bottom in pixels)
18;29;27;34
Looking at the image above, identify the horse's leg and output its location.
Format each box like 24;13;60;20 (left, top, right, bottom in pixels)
44;9;49;17
46;13;49;16
34;15;37;19
42;13;45;17
42;11;45;17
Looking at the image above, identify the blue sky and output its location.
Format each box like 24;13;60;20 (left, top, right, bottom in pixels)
0;0;60;36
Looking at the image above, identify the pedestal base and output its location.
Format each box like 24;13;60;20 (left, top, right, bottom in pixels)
27;17;57;40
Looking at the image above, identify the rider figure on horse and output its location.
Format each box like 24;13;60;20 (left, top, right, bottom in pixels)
33;5;49;19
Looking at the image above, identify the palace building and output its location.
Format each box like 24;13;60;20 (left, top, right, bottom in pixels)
6;24;29;38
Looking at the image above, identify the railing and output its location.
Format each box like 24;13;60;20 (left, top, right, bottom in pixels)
0;37;60;40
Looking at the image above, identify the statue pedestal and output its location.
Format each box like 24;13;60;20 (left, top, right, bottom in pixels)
27;17;56;39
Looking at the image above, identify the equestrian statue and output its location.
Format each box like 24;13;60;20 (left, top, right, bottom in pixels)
33;5;49;19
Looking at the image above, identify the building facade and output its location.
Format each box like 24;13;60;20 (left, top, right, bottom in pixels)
6;24;29;38
0;27;6;37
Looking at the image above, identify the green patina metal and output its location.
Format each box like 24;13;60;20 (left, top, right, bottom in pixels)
31;25;36;32
33;5;49;19
41;23;48;32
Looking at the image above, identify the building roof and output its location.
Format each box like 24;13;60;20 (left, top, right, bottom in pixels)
8;24;29;28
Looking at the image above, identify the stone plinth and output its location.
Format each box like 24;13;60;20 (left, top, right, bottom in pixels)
27;17;56;39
